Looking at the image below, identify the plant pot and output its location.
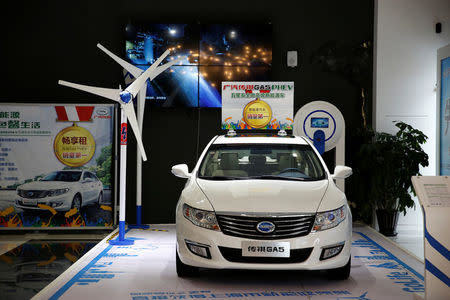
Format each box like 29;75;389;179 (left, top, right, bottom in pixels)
376;209;399;236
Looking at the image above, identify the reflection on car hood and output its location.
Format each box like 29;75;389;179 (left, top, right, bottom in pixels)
18;181;76;190
196;178;328;214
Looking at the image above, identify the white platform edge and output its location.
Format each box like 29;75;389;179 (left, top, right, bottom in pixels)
31;227;119;300
362;224;425;263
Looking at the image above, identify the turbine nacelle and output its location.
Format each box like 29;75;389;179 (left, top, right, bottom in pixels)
119;91;133;104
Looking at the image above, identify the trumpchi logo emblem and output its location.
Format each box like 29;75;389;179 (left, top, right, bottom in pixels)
256;221;275;233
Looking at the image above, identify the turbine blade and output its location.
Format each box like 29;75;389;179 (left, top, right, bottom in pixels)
137;86;146;131
137;87;147;159
125;49;171;97
97;43;143;78
148;57;186;81
123;102;147;161
58;80;120;102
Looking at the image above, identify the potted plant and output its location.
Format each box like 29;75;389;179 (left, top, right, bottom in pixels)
356;121;429;236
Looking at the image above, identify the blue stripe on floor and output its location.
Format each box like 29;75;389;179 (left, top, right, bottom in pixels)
355;232;424;281
49;244;113;300
49;228;131;300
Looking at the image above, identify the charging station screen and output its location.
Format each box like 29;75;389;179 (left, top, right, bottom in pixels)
311;117;329;128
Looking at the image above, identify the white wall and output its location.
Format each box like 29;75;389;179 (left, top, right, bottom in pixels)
374;0;450;228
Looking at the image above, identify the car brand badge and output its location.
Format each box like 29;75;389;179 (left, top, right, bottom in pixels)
256;221;275;233
96;108;108;116
27;192;34;197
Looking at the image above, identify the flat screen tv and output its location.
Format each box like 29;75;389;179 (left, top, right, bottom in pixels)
125;23;272;107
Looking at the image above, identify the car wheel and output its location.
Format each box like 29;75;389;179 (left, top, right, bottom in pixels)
71;194;82;211
176;249;199;277
327;256;351;280
97;192;103;206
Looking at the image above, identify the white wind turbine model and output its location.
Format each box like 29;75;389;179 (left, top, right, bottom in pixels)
96;43;159;229
59;46;184;245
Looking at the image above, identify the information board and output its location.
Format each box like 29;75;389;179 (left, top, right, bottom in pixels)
221;82;294;130
412;176;450;208
0;104;116;229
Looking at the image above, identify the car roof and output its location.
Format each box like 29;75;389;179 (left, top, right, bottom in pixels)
213;134;309;145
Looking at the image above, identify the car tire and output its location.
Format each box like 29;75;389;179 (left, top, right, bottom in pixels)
327;256;351;280
71;194;82;212
97;192;103;206
176;250;199;277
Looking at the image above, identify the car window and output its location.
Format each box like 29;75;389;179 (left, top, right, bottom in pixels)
41;171;82;182
87;172;98;181
198;144;326;181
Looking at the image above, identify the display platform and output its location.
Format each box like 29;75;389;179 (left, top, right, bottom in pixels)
33;224;425;300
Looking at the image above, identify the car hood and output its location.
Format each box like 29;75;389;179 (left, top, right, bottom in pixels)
18;181;75;190
196;178;329;214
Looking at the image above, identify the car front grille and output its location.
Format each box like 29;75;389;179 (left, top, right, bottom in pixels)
18;190;48;199
216;213;316;240
218;246;313;263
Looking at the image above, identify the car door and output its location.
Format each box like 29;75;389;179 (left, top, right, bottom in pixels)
81;172;95;204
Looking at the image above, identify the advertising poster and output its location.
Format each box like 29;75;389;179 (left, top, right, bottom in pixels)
439;57;450;175
221;82;294;130
0;104;115;229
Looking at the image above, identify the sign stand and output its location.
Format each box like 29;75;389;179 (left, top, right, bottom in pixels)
411;176;450;300
109;108;134;245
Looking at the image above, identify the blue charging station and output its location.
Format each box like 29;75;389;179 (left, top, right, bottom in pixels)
293;101;346;191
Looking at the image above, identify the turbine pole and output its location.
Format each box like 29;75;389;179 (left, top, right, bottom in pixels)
109;107;134;245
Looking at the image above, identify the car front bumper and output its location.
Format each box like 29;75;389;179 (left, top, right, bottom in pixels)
15;194;73;212
176;211;352;270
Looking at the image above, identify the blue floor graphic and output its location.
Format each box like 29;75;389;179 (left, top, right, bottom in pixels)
33;225;424;300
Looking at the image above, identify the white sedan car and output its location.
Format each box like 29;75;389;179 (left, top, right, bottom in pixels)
172;134;353;279
15;170;103;212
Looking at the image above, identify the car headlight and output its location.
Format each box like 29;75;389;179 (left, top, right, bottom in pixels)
183;203;220;231
47;188;70;197
312;205;346;232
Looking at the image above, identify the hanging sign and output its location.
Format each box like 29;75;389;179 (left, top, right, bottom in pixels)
221;82;294;130
120;123;127;145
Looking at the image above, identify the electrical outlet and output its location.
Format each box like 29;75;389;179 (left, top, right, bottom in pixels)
287;50;298;67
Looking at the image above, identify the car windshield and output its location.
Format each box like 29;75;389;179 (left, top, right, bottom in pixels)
198;143;326;181
41;171;82;182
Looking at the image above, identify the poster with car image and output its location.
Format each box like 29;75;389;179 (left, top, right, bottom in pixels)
0;104;116;229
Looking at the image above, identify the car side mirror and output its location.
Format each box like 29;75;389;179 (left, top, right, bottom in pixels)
171;164;191;179
332;165;353;179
